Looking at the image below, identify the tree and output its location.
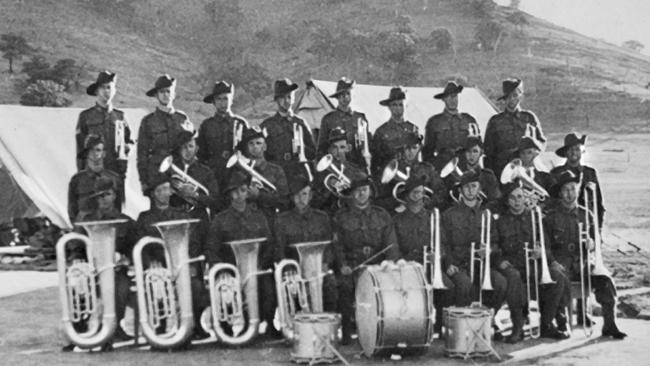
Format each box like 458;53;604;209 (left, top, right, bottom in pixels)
0;33;35;73
50;59;88;92
428;28;454;52
20;80;72;107
623;40;644;53
22;55;51;83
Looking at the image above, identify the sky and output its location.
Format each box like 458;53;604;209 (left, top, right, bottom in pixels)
494;0;650;55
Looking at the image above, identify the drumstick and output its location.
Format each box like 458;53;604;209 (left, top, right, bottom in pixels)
314;332;351;366
352;244;395;272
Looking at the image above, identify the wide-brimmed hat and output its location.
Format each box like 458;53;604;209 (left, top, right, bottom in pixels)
555;133;587;158
434;81;464;100
457;136;483;155
550;170;580;198
517;136;541;154
501;181;523;202
77;134;105;159
455;169;481;187
402;132;423;148
328;127;348;145
237;127;266;152
497;78;522;101
223;171;250;195
379;86;406;106
288;174;311;196
203;81;234;104
146;74;176;97
145;173;171;196
273;78;299;99
396;175;426;201
329;77;355;98
341;173;374;196
86;71;116;96
172;129;198;153
88;176;116;199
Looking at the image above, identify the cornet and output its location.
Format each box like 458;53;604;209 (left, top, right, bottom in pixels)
500;158;549;208
159;156;210;196
293;123;313;181
470;209;494;304
315;154;351;197
226;151;278;192
355;117;372;174
115;120;128;161
56;219;127;349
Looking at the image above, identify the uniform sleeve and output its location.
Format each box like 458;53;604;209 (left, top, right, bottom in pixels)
422;117;436;163
273;217;288;262
300;118;316;160
483;117;497;172
381;215;399;261
75;113;87;171
68;176;78;222
195;167;220;213
439;211;452;270
317;114;331;157
256;166;290;211
122;113;134;145
136;117;152;191
206;218;224;265
196;119;210;164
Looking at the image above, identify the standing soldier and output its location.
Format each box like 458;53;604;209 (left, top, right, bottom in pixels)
317;77;371;171
423;81;479;171
137;74;194;194
76;71;133;180
196;81;249;188
333;173;399;344
550;133;604;227
260;78;316;178
484;78;546;177
371;86;419;177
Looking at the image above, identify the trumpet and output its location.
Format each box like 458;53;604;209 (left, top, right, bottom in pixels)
293;123;313;181
355;117;372;174
159;156;210;196
226;150;278;192
115;119;128;161
500;158;549;208
423;209;446;290
316;154;351;197
56;219;127;349
470;209;493;304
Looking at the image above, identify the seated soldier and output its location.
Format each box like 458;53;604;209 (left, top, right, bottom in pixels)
449;136;501;210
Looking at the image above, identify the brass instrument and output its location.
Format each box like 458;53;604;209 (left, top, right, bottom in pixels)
115;119;128;161
423;209;447;290
204;237;269;345
233;121;244;151
275;240;331;339
132;219;204;348
500;158;549;208
470;209;493;304
159;156;210;196
56;219;127;349
441;156;486;203
381;159;410;204
226;151;278;192
355;117;372;174
293;123;313;181
315;154;351;197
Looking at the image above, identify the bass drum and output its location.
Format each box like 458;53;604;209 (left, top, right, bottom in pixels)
291;312;341;364
355;260;434;357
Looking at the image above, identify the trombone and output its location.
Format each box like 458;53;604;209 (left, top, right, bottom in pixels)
315;154;351;197
470;209;493;305
226;151;278;192
423;208;447;290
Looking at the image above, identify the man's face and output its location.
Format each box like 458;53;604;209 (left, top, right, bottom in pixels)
96;82;116;104
464;145;482;166
507;187;526;214
156;86;175;106
407;185;425;204
461;181;480;201
403;144;421;162
352;185;371;207
337;91;351;109
153;182;172;206
505;87;523;110
293;186;312;210
180;139;198;163
247;137;266;159
230;185;248;204
87;143;106;164
329;140;349;162
97;189;116;211
443;93;459;110
566;144;583;165
519;147;539;167
213;93;232;114
276;92;294;113
388;100;405;120
560;182;578;206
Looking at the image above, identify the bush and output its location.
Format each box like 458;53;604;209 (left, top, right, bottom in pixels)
428;28;454;52
377;31;417;64
474;20;506;51
20;80;72;107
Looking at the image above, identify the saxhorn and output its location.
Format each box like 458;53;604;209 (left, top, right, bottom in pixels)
159;156;209;196
56;219;127;349
316;154;351;197
226;151;278;192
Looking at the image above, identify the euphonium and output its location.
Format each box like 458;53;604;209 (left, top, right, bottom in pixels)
206;237;268;345
132;219;204;348
226;151;278;192
316;154;351;197
423;209;446;290
56;219;127;349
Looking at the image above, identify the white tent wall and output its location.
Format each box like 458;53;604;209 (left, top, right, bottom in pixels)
296;79;498;136
0;105;150;229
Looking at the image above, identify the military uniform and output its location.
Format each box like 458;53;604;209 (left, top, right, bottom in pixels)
75;104;132;178
550;164;604;226
236;159;290;221
137;108;194;191
67;168;123;221
483;109;545;177
260;113;316;175
455;160;502;209
312;159;363;216
318;109;370;168
169;156;221;216
196;112;249;188
423;110;478;171
370;119;418;176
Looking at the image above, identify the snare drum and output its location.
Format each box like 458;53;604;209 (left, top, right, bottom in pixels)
291;312;340;364
355;260;434;357
443;305;494;359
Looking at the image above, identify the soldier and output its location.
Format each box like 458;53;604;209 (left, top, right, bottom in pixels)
393;175;453;335
515;136;555;194
137;74;195;193
76;71;133;179
333;173;399;344
274;175;338;312
545;171;626;339
423;81;479;171
168;130;221;217
68;134;124;222
494;183;570;342
206;171;277;338
452;136;501;209
317;77;371;171
260;78;316;177
484;78;546;177
371;86;419;177
196;81;249;188
550;133;604;227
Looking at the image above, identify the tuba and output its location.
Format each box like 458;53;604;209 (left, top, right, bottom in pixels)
205;237;269;345
423;209;446;290
226;151;278;192
500;158;549;208
132;219;204;349
354;117;372;174
115;119;128;161
56;219;127;349
275;241;331;339
315;154;351;197
470;209;494;304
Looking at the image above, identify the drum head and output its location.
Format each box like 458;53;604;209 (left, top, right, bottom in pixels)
355;269;379;357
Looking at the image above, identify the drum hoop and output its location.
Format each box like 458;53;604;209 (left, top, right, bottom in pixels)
368;270;385;347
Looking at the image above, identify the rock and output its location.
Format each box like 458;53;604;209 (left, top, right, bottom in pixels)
618;300;642;318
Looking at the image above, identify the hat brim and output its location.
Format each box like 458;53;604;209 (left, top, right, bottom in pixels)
433;85;464;99
86;83;99;96
146;88;158;97
379;96;405;106
498;79;522;101
329;86;353;98
555;135;587;158
550;176;580;198
273;83;299;99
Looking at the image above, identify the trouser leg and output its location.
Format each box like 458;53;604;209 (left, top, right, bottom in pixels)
497;267;526;332
482;269;507;314
450;270;473;307
322;273;339;313
258;274;278;330
592;275;617;331
337;274;356;339
540;268;569;327
434;273;455;332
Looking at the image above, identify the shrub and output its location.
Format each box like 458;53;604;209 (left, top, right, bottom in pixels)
20;80;72;107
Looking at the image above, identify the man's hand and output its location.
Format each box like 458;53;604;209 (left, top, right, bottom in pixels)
176;182;197;198
341;265;353;276
586;238;595;251
550;261;565;273
247;183;260;198
498;260;511;270
446;264;459;277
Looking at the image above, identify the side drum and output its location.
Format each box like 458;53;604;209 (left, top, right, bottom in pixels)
291;312;341;364
355;260;434;357
443;305;493;359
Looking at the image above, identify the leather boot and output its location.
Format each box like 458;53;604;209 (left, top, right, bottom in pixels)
505;308;525;344
602;304;627;339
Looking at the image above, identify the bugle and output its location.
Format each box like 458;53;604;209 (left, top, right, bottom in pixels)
423;209;447;290
315;154;351;197
226;151;278;192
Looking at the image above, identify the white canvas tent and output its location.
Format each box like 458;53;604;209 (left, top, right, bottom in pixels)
0;105;150;229
295;79;498;135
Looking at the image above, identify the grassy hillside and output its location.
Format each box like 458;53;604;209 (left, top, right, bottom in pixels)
1;0;649;132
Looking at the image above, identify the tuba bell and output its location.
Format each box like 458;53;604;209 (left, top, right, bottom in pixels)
315;154;352;197
132;219;204;349
226;151;278;192
56;219;127;349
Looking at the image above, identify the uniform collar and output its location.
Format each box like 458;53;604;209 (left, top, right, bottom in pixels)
337;106;353;115
156;105;176;115
95;102;113;113
444;108;459;116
